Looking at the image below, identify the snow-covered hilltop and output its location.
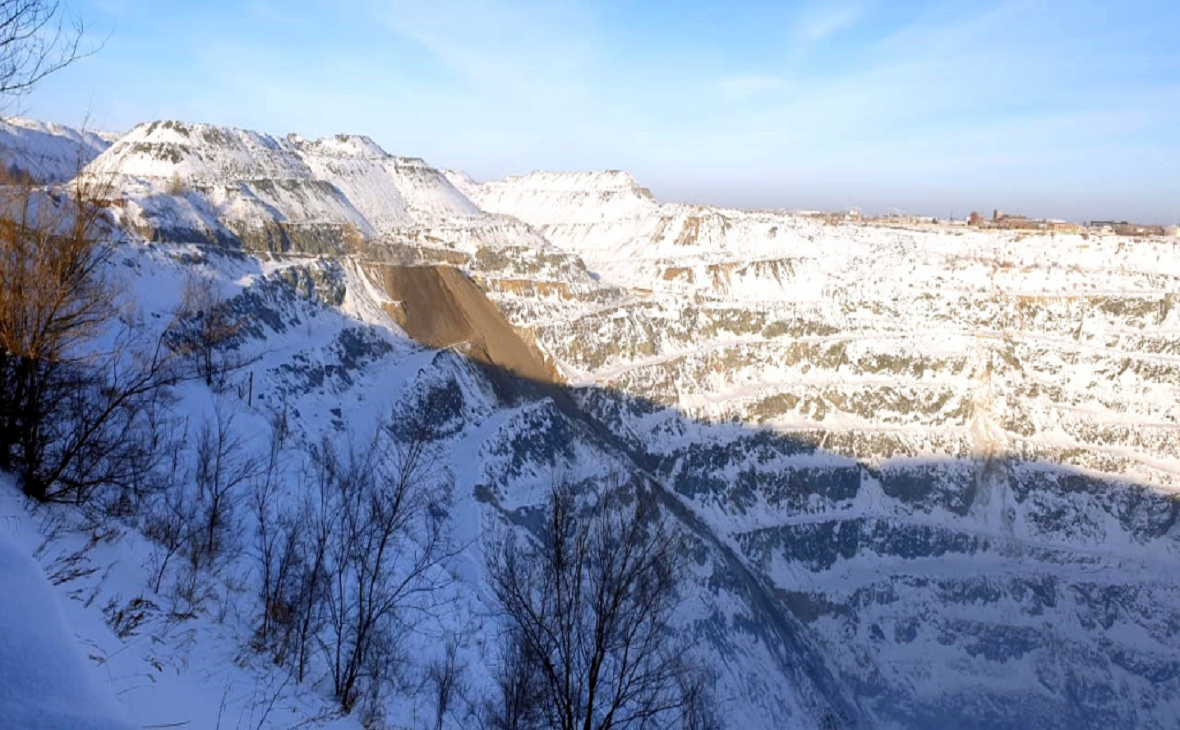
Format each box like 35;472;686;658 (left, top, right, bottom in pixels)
3;118;1179;730
87;120;481;251
0;116;119;182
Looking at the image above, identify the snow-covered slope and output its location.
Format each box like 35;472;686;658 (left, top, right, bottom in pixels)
87;120;481;252
2;119;1178;729
449;168;1180;727
0;117;119;182
0;506;132;730
462;170;1180;493
463;170;806;285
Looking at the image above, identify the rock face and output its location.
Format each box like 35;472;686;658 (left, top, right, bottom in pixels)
4;119;1178;729
463;171;1180;489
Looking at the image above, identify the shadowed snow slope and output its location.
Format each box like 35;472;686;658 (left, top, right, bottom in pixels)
0;519;131;730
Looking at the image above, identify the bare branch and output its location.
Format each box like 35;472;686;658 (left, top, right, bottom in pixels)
486;475;716;730
0;0;100;103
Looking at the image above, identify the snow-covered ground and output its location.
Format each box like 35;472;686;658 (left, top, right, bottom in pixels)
0;491;132;730
1;118;1178;729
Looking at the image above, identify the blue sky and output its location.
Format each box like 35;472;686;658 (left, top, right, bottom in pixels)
19;0;1180;222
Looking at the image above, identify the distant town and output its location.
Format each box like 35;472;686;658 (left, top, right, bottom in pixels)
967;209;1179;236
810;208;1180;237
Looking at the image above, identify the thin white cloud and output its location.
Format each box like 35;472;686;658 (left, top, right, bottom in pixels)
796;4;862;40
50;0;1174;222
377;0;599;102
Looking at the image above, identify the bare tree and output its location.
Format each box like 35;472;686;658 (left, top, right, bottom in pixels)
426;636;467;730
142;461;198;594
251;412;289;647
0;170;189;505
321;422;456;714
276;444;340;685
676;665;721;730
0;174;114;480
192;401;259;563
483;627;545;730
248;415;458;719
171;272;246;389
29;311;191;505
0;0;93;99
487;477;714;730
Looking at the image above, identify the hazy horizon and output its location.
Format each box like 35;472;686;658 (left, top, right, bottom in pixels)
17;0;1180;224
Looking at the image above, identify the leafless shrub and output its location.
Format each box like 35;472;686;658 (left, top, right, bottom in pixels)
192;401;259;565
102;594;158;639
250;410;300;654
171;272;248;390
170;559;217;620
251;416;459;717
273;450;338;685
35;328;189;508
143;473;199;594
482;628;545;730
486;476;715;730
322;422;457;715
425;636;467;730
164;170;187;196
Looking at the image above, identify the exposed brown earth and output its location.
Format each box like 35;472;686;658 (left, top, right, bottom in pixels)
375;264;562;385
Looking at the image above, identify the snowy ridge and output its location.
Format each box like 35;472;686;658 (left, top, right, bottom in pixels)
87;120;482;251
0;116;119;182
471;170;658;227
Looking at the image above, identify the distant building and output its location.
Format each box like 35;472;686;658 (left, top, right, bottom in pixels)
969;209;1082;232
1089;220;1168;236
869;213;937;227
1085;219;1123;231
1137;225;1167;236
1088;220;1119;233
994;214;1046;231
